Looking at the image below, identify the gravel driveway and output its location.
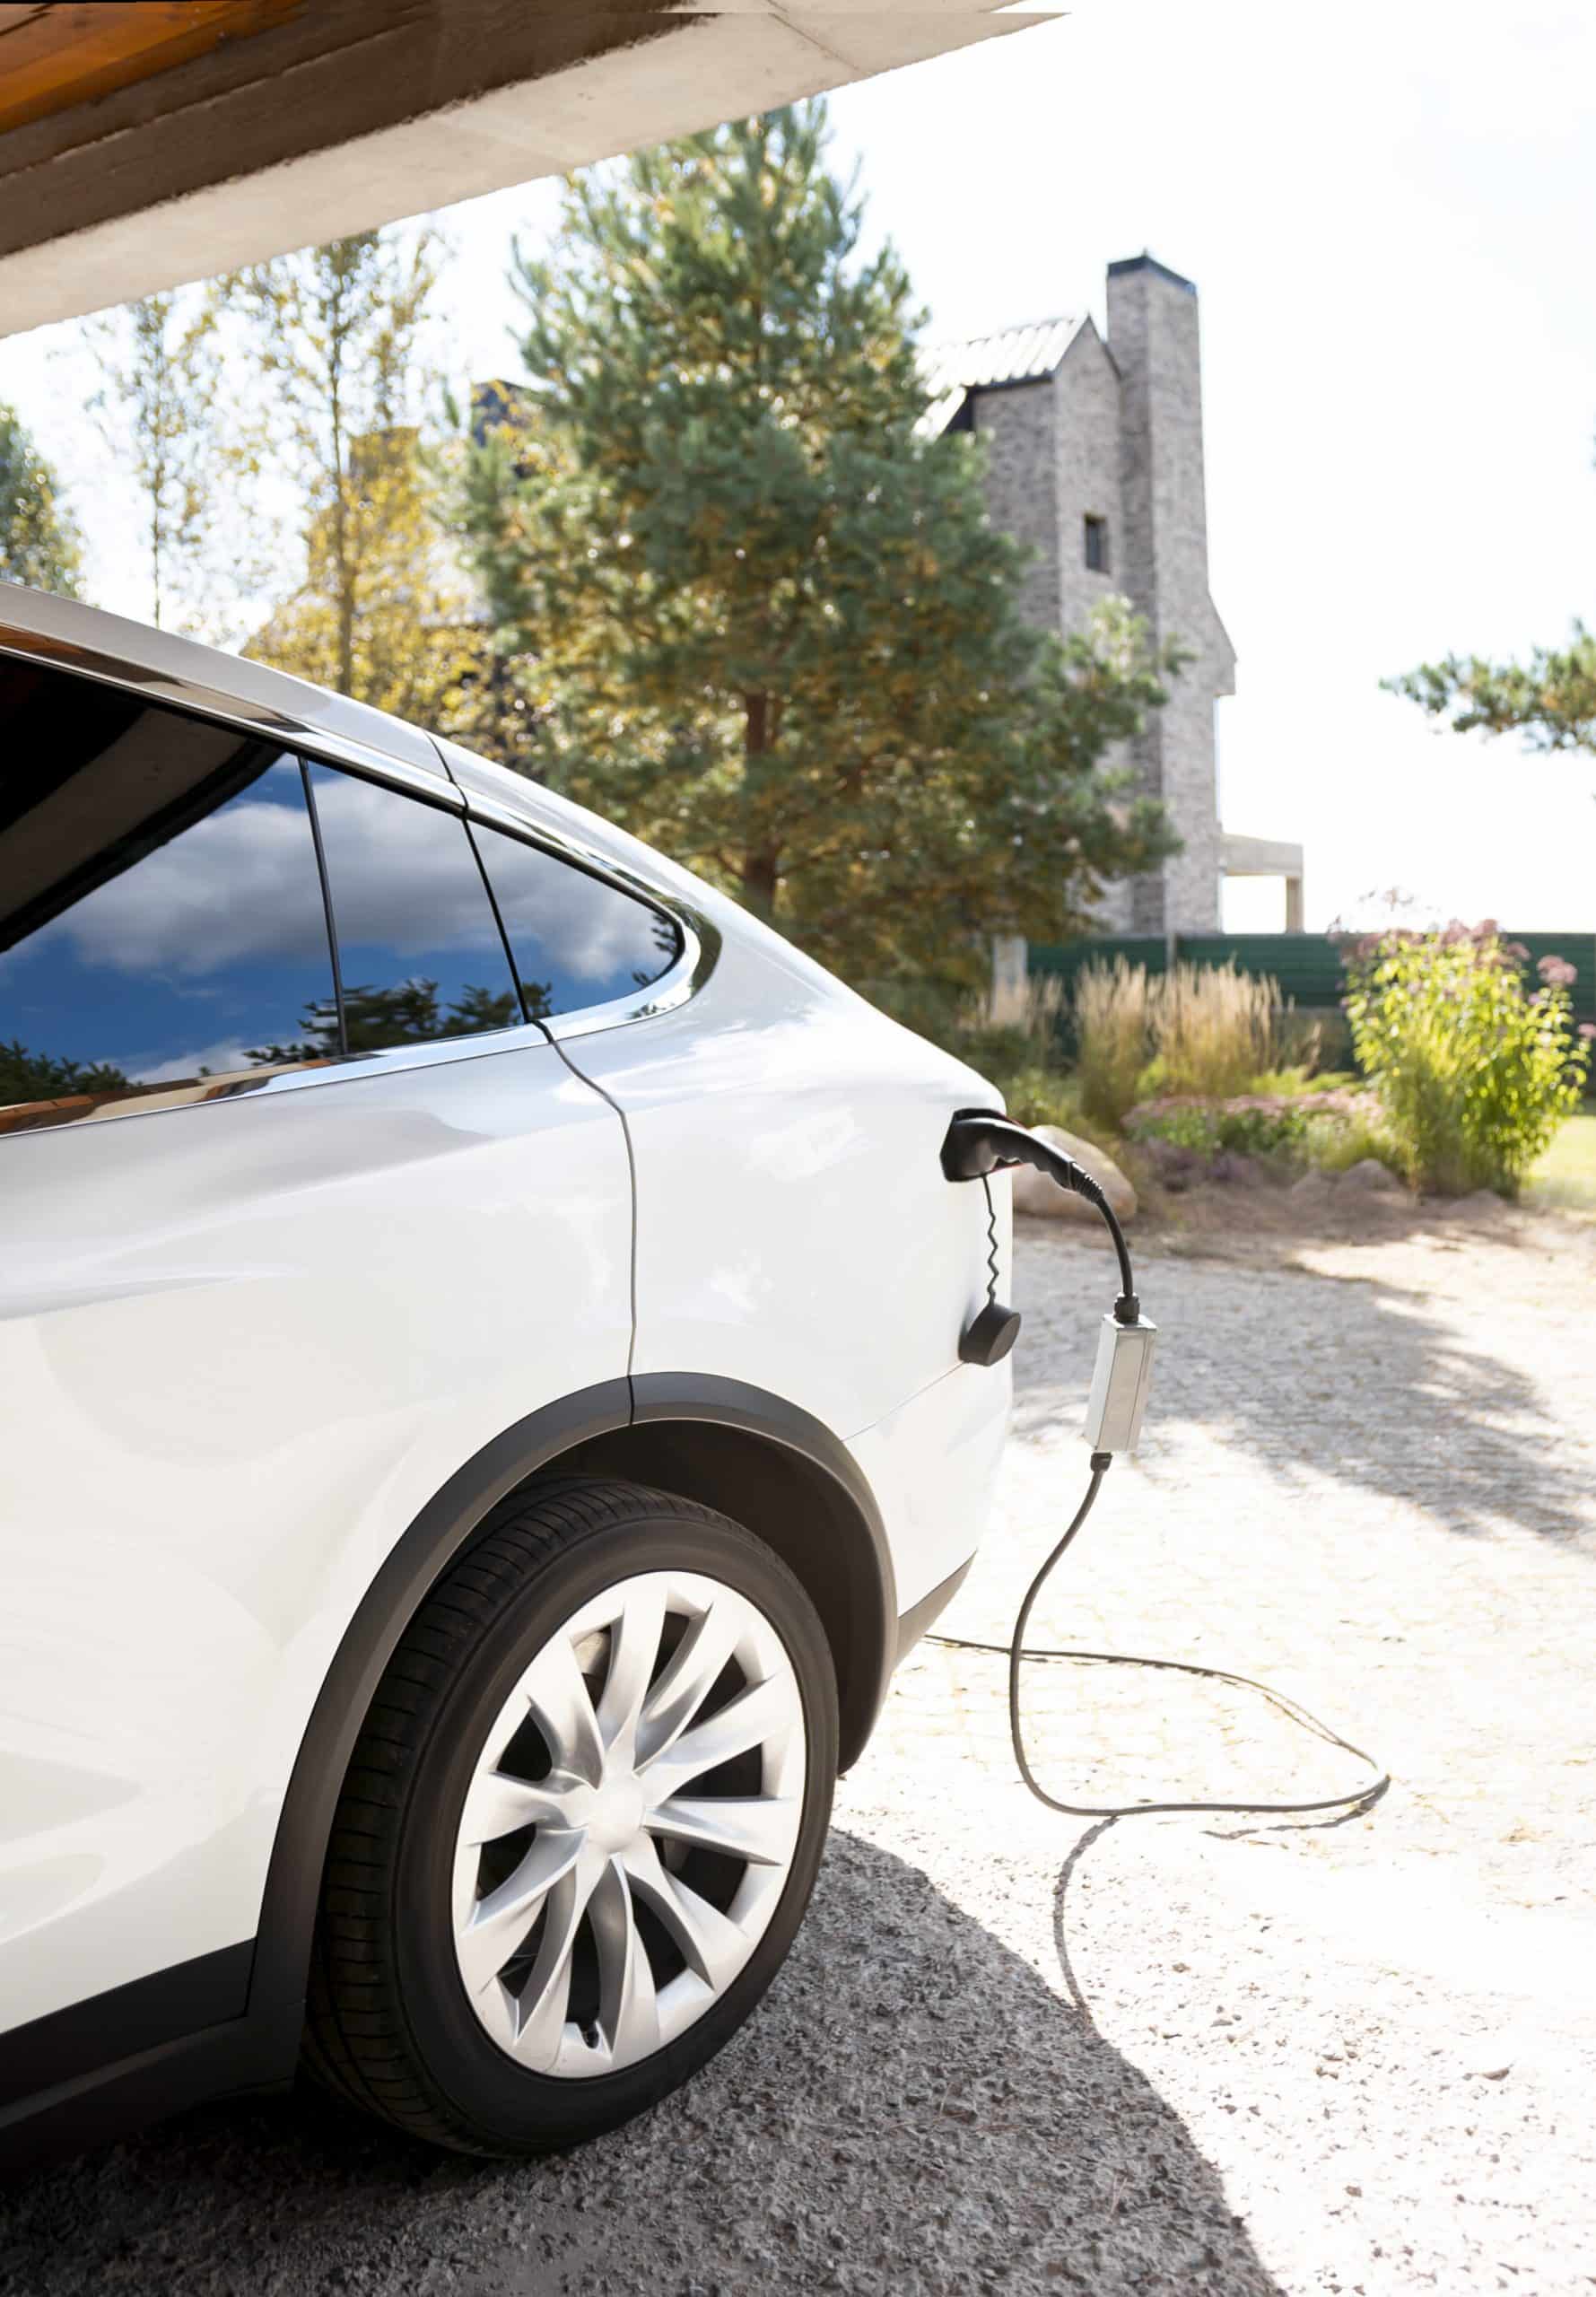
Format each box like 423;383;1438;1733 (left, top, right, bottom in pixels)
4;1208;1593;2294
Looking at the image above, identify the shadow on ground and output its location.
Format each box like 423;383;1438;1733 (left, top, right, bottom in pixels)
1011;1217;1593;1547
0;1831;1279;2297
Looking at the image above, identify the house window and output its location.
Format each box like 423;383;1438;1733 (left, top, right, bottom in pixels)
1084;514;1110;573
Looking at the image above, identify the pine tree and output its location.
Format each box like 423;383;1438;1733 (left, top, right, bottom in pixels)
464;103;1179;996
1389;426;1596;761
1390;625;1596;757
0;402;83;597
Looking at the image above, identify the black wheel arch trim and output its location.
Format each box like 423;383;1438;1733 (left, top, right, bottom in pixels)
0;1943;284;2177
0;1373;900;2161
627;1369;899;1770
247;1376;633;2018
629;1370;897;1615
248;1370;896;2023
0;1942;255;2119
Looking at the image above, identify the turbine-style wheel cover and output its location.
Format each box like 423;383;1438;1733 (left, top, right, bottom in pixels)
450;1569;807;2077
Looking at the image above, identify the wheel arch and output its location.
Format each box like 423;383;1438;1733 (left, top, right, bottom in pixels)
247;1374;894;2028
569;1371;897;1777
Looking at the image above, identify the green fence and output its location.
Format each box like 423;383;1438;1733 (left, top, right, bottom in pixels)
1028;931;1596;1030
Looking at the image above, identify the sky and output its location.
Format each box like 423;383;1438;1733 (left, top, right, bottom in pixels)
4;0;1593;934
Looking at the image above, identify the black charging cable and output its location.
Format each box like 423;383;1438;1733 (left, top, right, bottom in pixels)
932;1112;1390;1826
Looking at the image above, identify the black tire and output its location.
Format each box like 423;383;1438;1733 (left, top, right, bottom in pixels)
303;1475;839;2155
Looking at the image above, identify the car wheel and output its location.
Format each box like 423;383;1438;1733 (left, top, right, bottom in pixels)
303;1475;839;2153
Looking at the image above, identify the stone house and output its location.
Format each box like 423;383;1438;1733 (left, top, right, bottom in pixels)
921;252;1302;936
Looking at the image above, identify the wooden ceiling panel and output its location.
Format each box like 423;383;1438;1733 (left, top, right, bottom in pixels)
0;0;303;136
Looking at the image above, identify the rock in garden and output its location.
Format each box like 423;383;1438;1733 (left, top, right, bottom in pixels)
1141;1137;1201;1192
1010;1124;1137;1222
1289;1171;1336;1203
1341;1157;1403;1193
1453;1187;1507;1217
1209;1150;1268;1186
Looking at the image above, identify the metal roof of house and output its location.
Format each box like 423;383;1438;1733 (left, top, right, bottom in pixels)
916;314;1086;437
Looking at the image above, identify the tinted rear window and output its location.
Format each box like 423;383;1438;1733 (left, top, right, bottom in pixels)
305;763;524;1050
471;819;682;1021
0;657;336;1113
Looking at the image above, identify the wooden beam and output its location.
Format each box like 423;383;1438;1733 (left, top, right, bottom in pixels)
0;0;303;137
0;2;1035;336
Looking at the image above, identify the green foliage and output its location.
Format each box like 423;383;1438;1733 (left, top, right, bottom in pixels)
249;419;486;724
949;970;1068;1091
463;103;1179;997
993;1065;1084;1133
1389;624;1596;756
248;979;533;1067
1129;1100;1308;1159
229;230;490;719
1301;1106;1399;1175
0;406;83;597
868;967;1083;1131
0;1039;125;1106
1248;1064;1356;1097
1343;924;1590;1195
1124;1105;1219;1156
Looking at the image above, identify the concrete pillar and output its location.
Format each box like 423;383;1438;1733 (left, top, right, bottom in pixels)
989;934;1030;1023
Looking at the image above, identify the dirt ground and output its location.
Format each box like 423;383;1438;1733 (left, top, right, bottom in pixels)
3;1184;1593;2294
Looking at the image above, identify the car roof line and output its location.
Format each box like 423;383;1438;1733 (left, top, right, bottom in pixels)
0;581;447;788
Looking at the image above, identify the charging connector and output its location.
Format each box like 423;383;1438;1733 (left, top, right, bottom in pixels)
936;1107;1389;1827
1084;1311;1157;1454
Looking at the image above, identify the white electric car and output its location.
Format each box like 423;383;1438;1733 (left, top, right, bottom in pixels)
0;584;1012;2167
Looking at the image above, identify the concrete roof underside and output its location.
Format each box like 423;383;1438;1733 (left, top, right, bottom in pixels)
0;1;1047;340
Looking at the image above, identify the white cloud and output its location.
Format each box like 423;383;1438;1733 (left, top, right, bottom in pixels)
27;790;327;976
475;828;669;987
4;766;669;1017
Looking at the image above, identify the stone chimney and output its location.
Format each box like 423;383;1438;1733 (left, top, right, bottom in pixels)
1104;255;1234;936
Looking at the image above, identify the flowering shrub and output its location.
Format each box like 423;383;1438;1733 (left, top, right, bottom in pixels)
1341;923;1589;1196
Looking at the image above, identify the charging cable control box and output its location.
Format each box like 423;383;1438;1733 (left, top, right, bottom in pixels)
1083;1313;1157;1454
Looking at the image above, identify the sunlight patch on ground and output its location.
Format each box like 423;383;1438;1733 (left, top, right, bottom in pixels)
1524;1111;1596;1214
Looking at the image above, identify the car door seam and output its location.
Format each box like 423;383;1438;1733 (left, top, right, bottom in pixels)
549;1035;640;1394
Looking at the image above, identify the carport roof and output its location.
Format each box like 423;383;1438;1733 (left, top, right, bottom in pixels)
0;2;1053;338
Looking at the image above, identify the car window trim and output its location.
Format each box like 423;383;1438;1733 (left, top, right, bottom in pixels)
0;663;715;1145
460;811;542;1033
298;755;350;1059
0;715;548;1144
0;631;452;798
457;789;716;1044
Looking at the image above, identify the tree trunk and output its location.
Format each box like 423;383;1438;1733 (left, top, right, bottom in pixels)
741;849;780;917
740;690;780;919
328;312;354;695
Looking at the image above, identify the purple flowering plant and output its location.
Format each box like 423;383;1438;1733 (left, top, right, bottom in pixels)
1341;924;1589;1195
